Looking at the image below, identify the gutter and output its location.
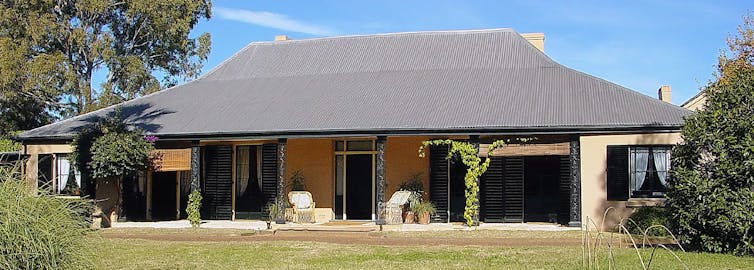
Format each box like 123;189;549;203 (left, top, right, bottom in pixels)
15;125;683;143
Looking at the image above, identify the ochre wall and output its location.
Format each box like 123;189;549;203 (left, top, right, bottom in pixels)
580;132;681;230
385;136;430;197
285;138;334;208
283;136;430;209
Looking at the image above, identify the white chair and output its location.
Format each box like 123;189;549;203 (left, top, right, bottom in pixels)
288;191;315;223
385;191;413;224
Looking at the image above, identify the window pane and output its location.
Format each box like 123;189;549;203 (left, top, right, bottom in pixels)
335;155;344;219
55;155;81;195
335;141;345;151
629;146;670;198
347;140;373;151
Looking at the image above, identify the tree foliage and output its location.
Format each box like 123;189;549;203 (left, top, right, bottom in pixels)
0;0;212;132
71;109;155;194
666;13;754;255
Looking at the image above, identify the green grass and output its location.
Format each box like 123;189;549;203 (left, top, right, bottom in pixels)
94;229;754;270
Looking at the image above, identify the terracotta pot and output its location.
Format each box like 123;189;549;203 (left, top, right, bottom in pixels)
404;211;415;224
417;213;430;224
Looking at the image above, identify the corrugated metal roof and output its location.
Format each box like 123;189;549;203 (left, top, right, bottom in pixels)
17;28;690;140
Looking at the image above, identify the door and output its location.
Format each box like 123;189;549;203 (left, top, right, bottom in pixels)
523;156;561;223
448;157;467;222
334;140;375;220
345;154;373;220
235;145;266;219
151;171;177;220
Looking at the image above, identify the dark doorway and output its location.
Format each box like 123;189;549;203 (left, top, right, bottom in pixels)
151;171;177;220
346;154;372;220
523;156;561;223
235;146;265;219
449;156;467;222
178;171;191;219
122;173;146;221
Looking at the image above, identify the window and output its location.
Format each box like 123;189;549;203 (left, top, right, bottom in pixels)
629;147;670;198
607;145;671;200
54;155;82;196
37;154;82;196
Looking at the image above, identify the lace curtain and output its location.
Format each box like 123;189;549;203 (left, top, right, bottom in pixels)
236;147;250;195
653;149;670;187
55;156;81;194
631;147;650;191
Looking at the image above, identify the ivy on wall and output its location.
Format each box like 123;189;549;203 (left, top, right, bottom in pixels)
419;139;526;226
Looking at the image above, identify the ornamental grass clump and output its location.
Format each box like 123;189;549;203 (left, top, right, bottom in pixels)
0;165;95;270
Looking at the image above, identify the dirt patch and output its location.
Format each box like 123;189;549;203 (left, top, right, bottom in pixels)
101;230;583;247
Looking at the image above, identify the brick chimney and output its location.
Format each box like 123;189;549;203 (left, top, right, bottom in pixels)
658;85;672;103
521;33;545;52
274;35;289;41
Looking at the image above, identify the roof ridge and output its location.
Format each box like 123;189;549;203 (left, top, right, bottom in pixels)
249;28;517;45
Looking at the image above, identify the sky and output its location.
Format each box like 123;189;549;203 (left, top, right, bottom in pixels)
189;0;753;105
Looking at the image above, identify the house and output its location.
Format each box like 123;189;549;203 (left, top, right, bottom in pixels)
681;90;707;111
15;29;690;227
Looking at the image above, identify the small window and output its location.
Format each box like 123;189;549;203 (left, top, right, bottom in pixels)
53;154;82;196
629;147;670;198
346;140;373;151
335;141;345;151
607;145;671;201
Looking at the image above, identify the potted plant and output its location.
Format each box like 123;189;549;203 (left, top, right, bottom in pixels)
398;173;425;224
267;201;286;226
289;169;306;191
411;201;436;225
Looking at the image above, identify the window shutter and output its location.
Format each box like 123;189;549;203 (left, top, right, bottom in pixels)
202;145;233;220
502;157;524;222
429;145;449;223
481;156;504;222
606;146;629;201
557;155;571;225
261;144;278;212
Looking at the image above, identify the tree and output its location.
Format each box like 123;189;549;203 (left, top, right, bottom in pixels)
0;0;212;130
72;109;156;222
666;13;754;255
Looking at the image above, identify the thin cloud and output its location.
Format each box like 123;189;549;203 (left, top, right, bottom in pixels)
214;7;337;36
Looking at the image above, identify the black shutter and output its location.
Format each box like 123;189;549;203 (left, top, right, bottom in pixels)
558;155;571;225
503;157;524;222
261;144;278;211
202;145;233;220
429;145;449;222
482;156;505;222
607;146;630;201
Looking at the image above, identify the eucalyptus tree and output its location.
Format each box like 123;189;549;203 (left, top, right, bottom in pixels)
0;0;212;132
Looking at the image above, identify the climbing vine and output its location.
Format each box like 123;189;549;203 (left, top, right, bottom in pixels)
419;139;526;226
187;190;202;228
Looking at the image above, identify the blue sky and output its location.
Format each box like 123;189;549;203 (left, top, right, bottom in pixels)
190;1;752;105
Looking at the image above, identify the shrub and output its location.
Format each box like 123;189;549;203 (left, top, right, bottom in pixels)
667;53;754;256
410;201;437;216
186;190;202;228
627;207;669;236
0;165;94;269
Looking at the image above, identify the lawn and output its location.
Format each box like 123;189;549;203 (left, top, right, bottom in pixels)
94;228;754;269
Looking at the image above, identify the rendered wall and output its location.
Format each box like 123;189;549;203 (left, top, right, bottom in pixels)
285;138;335;208
385;136;431;197
580;132;681;229
23;144;73;188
